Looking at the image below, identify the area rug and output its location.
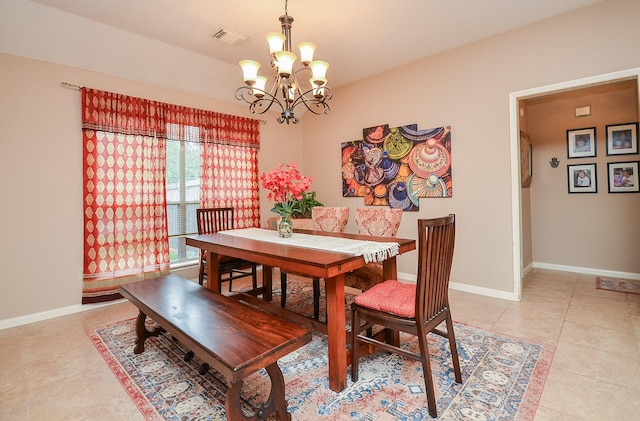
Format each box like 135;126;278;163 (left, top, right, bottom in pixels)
89;280;554;420
596;276;640;295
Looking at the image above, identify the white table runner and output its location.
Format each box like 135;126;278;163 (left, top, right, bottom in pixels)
220;228;399;264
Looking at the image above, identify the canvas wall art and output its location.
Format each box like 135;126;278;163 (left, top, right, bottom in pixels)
341;123;452;211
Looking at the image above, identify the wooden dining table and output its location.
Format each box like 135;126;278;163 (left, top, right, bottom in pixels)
185;228;416;392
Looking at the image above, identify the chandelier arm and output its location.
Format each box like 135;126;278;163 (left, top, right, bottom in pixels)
291;86;333;115
288;67;329;115
234;86;285;115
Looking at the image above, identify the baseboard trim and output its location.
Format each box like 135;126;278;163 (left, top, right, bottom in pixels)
398;270;518;301
533;262;640;280
5;264;635;330
0;265;201;331
449;281;517;300
0;299;127;331
523;262;534;276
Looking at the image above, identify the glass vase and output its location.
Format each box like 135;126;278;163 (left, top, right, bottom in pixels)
277;214;293;238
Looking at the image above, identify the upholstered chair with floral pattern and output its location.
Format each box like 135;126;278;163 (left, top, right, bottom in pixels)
354;207;402;237
312;206;350;233
344;207;403;291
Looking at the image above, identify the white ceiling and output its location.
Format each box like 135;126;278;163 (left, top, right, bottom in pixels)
32;0;604;88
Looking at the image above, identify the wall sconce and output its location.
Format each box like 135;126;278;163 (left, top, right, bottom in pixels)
549;157;560;168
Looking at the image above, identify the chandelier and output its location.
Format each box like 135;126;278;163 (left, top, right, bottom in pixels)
235;0;332;124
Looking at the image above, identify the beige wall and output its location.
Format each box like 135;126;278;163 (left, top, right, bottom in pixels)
1;0;640;324
0;54;302;322
301;0;640;293
525;83;640;273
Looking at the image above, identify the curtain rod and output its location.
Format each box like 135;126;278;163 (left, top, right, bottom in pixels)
61;82;83;90
61;81;266;124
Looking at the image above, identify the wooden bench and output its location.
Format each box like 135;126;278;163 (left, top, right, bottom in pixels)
119;274;312;421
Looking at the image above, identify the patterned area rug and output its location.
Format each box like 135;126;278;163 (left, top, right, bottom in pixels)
596;276;640;295
89;280;554;420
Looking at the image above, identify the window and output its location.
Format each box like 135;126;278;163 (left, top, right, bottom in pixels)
166;126;201;265
81;87;260;303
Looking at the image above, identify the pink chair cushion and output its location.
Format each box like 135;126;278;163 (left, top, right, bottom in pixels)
312;207;349;233
354;279;416;318
355;208;402;237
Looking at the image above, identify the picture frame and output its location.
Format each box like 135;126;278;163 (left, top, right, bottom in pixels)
607;161;639;193
520;131;532;187
606;122;638;155
567;163;597;193
567;127;596;158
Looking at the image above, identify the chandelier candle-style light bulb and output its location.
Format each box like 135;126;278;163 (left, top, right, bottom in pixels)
298;42;316;66
239;60;260;85
312;86;325;99
274;51;297;76
309;61;329;84
310;78;327;98
253;76;267;98
234;0;333;124
266;32;286;54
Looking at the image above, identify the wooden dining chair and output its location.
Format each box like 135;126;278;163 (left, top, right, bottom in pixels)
350;214;461;418
280;206;350;320
343;207;402;292
196;208;257;291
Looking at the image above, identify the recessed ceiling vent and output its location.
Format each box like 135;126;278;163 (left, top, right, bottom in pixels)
211;28;248;46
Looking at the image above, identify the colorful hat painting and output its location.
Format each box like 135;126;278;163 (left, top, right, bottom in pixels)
341;124;452;210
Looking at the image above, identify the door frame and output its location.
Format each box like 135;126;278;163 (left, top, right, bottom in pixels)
508;67;640;300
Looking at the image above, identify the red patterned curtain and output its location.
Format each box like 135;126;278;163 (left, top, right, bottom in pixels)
82;88;260;303
201;141;260;228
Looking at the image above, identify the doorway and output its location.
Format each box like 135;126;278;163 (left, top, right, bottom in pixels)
509;67;640;300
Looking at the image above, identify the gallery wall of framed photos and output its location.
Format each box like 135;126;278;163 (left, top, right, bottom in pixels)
565;122;639;194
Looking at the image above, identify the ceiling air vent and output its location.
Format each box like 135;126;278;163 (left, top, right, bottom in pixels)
211;28;248;46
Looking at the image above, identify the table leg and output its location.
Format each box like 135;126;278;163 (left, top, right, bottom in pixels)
205;250;221;293
325;273;347;392
382;256;398;280
263;265;273;302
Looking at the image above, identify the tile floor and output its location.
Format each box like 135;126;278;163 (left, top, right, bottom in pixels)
1;268;639;420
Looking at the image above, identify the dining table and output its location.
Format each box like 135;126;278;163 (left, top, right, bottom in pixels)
185;227;416;392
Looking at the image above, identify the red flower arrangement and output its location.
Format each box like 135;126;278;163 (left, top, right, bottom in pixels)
260;162;312;217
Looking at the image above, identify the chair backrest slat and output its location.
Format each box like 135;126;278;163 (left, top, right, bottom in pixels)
416;214;456;322
197;208;235;235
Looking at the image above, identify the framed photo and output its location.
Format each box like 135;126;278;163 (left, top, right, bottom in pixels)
606;122;638;155
567;163;597;193
607;161;639;193
567;127;596;158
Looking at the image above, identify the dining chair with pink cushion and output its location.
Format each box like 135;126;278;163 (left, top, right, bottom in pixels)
344;207;403;291
351;214;461;418
280;206;350;320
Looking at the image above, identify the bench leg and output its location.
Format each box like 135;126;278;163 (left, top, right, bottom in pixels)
133;311;164;354
225;362;291;421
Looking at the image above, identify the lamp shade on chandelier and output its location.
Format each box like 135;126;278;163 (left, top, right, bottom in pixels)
235;0;332;124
